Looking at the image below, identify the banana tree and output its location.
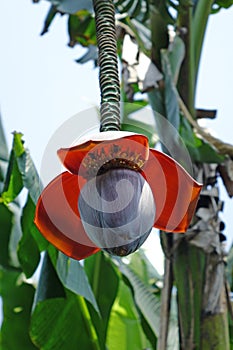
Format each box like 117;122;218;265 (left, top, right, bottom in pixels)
1;0;233;349
37;0;233;348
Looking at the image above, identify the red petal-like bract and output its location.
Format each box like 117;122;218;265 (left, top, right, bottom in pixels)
142;149;202;232
34;172;100;260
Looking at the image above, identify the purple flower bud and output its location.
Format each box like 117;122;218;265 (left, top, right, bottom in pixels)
78;168;156;256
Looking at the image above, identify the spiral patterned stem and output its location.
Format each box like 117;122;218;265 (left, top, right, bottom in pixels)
93;0;121;132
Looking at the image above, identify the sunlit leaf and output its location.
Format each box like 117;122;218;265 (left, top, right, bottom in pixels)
118;252;160;347
1;150;23;204
173;243;206;350
13;132;24;157
118;259;179;349
106;280;151;350
127;250;162;285
84;252;120;344
118;260;161;336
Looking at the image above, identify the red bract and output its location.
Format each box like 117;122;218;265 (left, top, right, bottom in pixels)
34;131;202;259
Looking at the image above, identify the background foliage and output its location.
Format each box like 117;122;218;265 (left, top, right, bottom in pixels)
1;0;233;349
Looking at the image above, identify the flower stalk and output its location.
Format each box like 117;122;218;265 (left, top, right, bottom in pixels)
93;0;121;132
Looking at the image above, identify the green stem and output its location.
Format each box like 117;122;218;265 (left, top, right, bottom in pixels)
201;311;230;349
177;2;195;115
77;295;101;350
92;252;102;297
93;0;121;132
156;257;173;350
193;0;213;84
173;242;205;349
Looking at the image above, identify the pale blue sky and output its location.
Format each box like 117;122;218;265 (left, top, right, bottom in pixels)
0;0;100;165
0;1;233;325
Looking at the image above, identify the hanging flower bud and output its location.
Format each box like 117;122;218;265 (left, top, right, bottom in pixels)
78;168;156;256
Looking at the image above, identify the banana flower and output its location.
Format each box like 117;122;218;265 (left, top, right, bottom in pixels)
34;131;202;259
